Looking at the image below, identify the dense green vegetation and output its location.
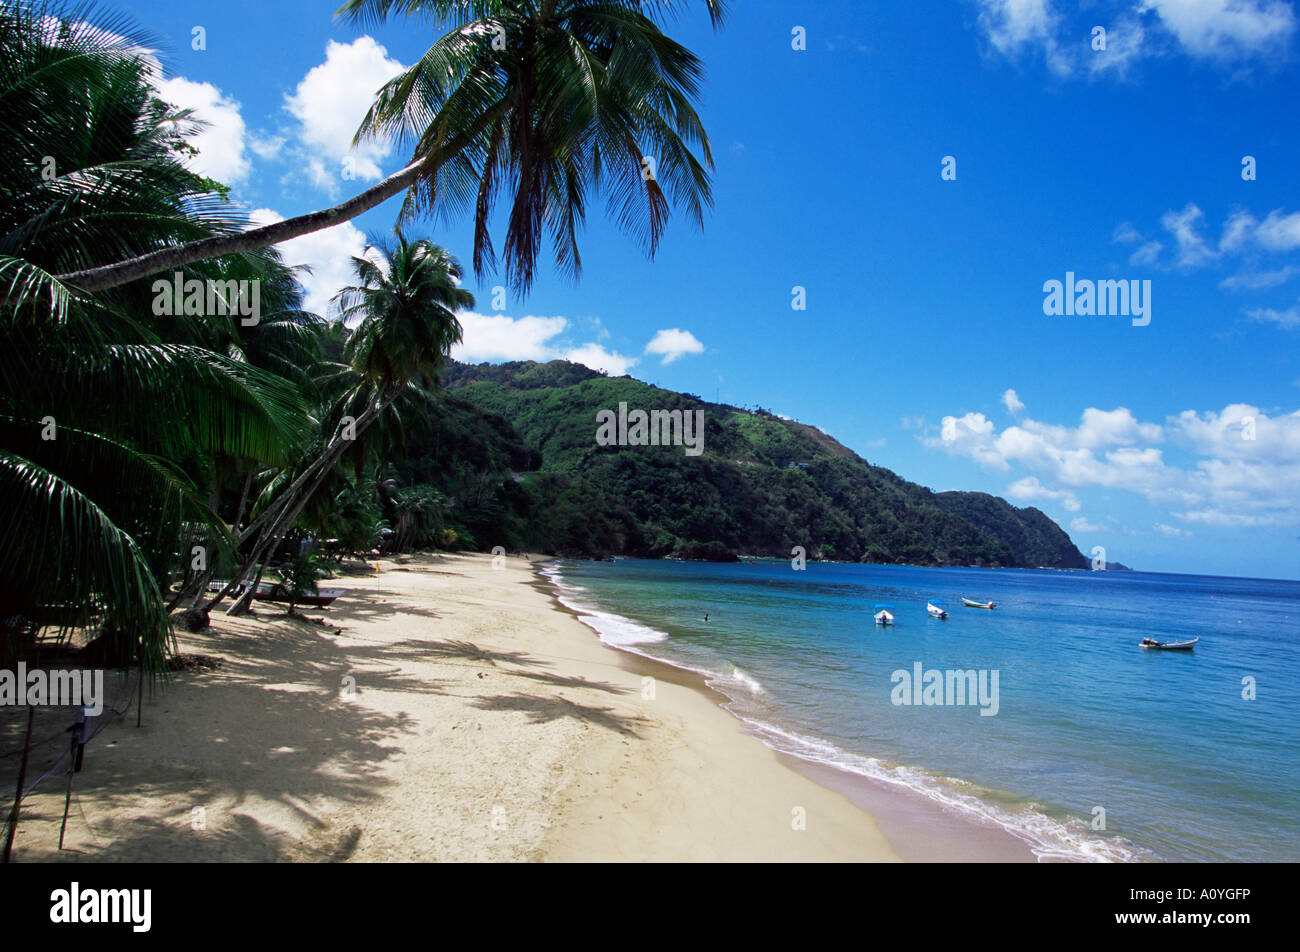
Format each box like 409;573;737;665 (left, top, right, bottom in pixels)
0;0;1077;688
424;360;1088;568
1;0;728;672
0;0;733;861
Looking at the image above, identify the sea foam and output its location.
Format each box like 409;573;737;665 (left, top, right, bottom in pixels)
539;560;1157;864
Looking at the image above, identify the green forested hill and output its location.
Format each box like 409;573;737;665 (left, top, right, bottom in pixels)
410;360;1087;567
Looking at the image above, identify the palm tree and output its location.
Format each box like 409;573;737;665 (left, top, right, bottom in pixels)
1;2;310;668
376;475;447;551
158;261;329;616
55;0;726;294
1;4;323;859
219;232;472;614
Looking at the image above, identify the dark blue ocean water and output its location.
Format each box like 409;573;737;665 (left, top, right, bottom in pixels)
544;559;1300;862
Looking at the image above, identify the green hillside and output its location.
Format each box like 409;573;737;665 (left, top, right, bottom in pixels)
409;360;1087;568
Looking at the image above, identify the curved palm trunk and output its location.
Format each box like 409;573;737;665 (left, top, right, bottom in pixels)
56;159;427;293
234;558;273;617
173;423;357;616
182;394;381;613
232;467;256;531
166;465;252;615
215;390;397;616
56;101;511;294
225;466;332;616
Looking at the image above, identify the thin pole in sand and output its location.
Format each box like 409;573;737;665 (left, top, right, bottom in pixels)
1;705;35;863
58;765;73;850
136;653;143;729
60;707;89;847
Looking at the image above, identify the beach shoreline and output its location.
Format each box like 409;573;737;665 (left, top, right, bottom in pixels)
532;557;1037;863
2;551;940;862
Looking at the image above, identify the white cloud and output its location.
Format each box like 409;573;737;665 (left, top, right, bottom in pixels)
248;208;367;316
1070;516;1108;533
1130;241;1164;266
1124;205;1300;297
155;77;252;185
284;38;406;195
1219;209;1257;253
1007;476;1080;511
1161;203;1218;268
454;313;570;363
932;412;1008;470
1002;388;1026;414
1139;0;1297;59
249;134;286;161
1245;301;1300;327
928;395;1300;528
1254;208;1300;251
1113;222;1142;244
972;0;1296;77
1174;509;1273;526
1088;15;1150;77
1171;404;1300;459
1074;407;1165;448
452;312;637;375
1220;265;1300;290
1216;207;1300;254
564;343;638;376
977;0;1057;50
1154;522;1191;537
974;0;1071;74
644;328;705;364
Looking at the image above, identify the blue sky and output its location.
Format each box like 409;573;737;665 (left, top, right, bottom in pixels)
118;0;1300;578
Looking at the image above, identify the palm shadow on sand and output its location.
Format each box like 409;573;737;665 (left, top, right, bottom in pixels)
470;692;647;738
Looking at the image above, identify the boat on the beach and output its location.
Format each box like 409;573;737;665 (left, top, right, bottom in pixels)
962;597;996;609
208;579;345;607
261;584;345;607
927;600;948;619
1140;637;1199;650
874;603;895;626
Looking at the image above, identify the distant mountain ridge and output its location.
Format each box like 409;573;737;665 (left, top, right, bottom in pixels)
416;359;1088;568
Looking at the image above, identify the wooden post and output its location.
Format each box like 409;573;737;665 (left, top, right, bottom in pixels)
2;705;35;863
58;766;74;850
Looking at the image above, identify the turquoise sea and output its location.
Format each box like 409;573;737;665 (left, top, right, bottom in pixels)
543;559;1300;862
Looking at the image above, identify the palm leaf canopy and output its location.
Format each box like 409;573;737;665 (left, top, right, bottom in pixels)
334;233;474;392
338;0;719;294
0;1;320;669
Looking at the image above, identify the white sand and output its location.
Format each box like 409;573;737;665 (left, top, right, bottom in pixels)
1;553;897;862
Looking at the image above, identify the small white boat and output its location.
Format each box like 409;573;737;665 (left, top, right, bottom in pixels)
1140;637;1199;650
874;603;895;626
962;597;996;610
927;600;948;619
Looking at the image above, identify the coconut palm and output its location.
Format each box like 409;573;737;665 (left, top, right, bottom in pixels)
383;482;448;551
0;2;311;667
56;0;726;294
219;233;472;614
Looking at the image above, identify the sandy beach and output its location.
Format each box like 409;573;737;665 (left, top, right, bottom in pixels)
2;553;911;862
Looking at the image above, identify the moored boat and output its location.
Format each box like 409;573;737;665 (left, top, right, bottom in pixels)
927;600;948;619
1140;637;1199;650
961;597;996;609
874;603;895;626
